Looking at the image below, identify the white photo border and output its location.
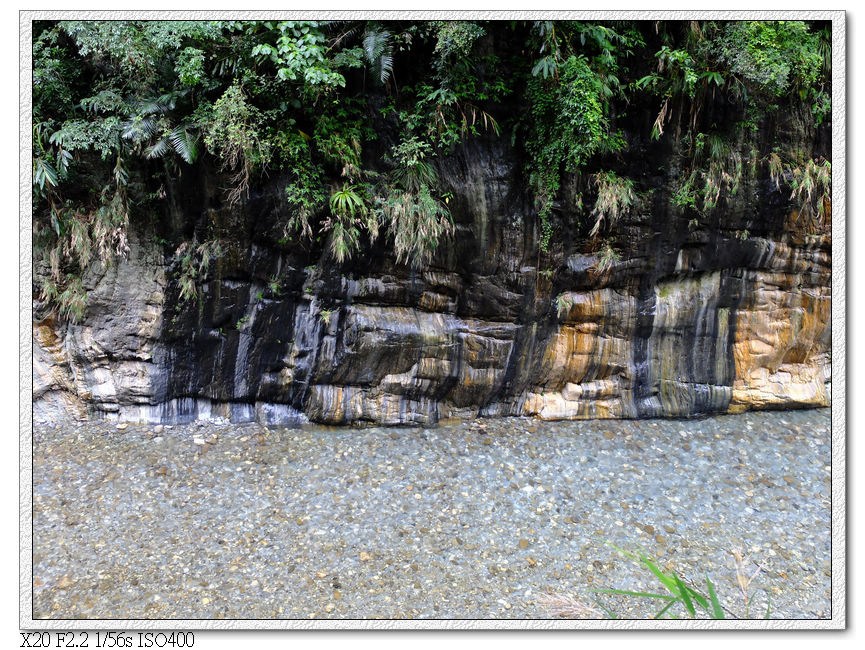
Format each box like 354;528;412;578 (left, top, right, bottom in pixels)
19;8;847;631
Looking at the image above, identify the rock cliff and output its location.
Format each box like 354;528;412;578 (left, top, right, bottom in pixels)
33;126;831;426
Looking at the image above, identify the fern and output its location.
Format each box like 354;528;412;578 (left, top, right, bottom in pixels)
362;24;394;85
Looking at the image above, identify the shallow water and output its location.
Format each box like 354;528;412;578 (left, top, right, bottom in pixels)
32;408;832;620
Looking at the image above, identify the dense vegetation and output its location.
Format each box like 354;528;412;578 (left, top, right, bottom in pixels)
32;20;831;321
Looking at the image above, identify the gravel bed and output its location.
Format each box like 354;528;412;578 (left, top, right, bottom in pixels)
32;408;831;620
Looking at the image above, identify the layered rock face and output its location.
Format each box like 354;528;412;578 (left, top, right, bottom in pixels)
32;138;831;426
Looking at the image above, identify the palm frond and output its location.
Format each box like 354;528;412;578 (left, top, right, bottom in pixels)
362;24;394;85
378;51;393;84
120;115;159;141
135;93;177;116
169;124;199;164
144;136;171;159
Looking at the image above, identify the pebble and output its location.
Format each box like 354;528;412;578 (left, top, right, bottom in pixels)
31;408;830;620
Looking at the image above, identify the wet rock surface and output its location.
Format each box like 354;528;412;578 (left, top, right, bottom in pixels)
32;138;830;427
33;408;831;620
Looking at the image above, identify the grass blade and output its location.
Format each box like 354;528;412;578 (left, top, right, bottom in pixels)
705;575;725;619
604;540;639;563
684;585;709;611
592;598;618;619
638;553;679;595
654;599;678;619
673;572;696;618
763;590;771;619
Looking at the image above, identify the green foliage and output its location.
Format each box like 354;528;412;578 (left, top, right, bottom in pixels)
35;188;130;322
267;274;281;296
590;172;638;237
202;84;270;205
32;19;830;318
327;184;377;264
313;103;367;181
176;240;221;302
789;158;831;225
716;21;823;98
525;54;624;248
432;21;486;64
279;131;326;240
555;293;574;319
764;152;831;229
390;137;437;193
596;240;621;272
175;47;206;86
375;185;453;268
673;132;744;217
589;543;771;620
251;21;345;88
372;135;455;267
361;23;394;85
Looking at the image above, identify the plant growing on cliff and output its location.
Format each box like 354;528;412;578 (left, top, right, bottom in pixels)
31;19;831;319
555;293;574;319
765;152;831;230
672;132;744;217
202;84;271;207
590;172;638;237
596;240;621;272
374;136;455;267
789;158;831;226
375;187;453;267
524;54;619;249
327;183;377;264
635;20;830;230
176;240;221;302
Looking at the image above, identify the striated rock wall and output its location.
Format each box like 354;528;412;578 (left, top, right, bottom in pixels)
32;139;831;426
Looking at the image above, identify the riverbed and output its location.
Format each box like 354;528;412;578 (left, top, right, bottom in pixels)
31;408;832;620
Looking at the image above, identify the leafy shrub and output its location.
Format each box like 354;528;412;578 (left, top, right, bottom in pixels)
202;84;270;206
716;21;823;98
175;240;221;302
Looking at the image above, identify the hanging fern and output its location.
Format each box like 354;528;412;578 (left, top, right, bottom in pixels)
362;24;394;85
